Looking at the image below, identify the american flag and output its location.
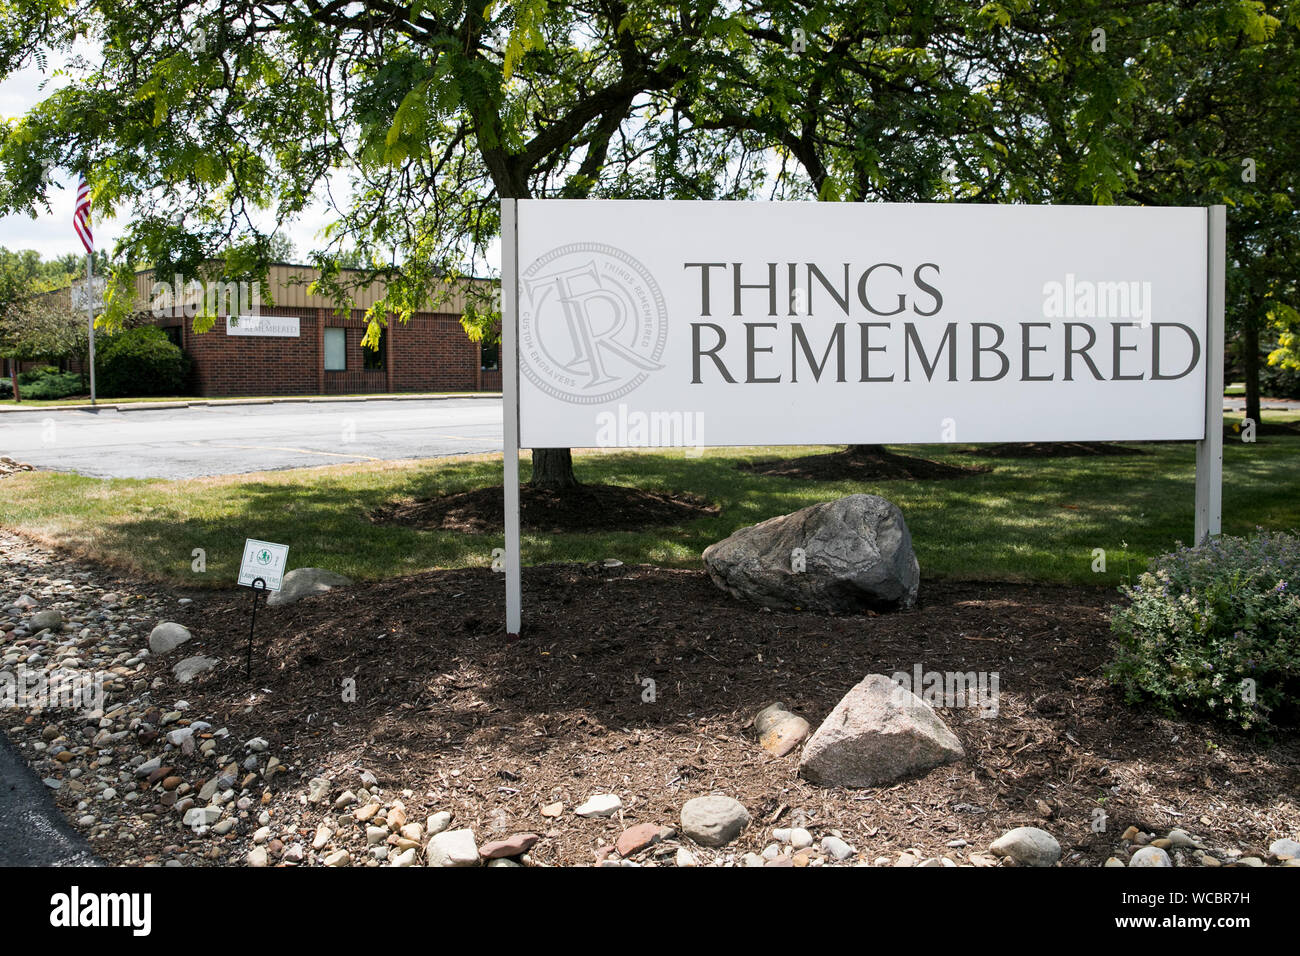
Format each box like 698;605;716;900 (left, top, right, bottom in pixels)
74;174;93;254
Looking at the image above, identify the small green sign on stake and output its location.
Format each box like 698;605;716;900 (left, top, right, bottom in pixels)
238;538;288;677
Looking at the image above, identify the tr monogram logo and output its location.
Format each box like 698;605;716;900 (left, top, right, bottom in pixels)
520;243;667;403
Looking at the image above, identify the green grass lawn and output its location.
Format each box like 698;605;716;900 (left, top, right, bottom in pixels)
2;413;1297;590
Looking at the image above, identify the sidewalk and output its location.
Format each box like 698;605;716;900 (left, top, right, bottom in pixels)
0;392;502;414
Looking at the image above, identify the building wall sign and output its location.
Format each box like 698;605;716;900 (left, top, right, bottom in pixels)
226;315;301;338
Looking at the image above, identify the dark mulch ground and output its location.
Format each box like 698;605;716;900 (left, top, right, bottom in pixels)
740;446;988;481
116;566;1300;867
370;484;719;534
963;442;1147;458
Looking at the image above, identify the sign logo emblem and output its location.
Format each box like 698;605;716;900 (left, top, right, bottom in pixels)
519;242;667;404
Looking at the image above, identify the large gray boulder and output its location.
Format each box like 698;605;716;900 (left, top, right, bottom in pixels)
702;494;919;612
266;567;353;607
798;674;964;788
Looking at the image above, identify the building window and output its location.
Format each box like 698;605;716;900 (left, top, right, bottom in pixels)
324;327;346;370
481;341;499;370
364;328;386;370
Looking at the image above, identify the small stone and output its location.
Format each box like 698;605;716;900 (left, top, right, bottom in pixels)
1104;857;1126;867
989;827;1061;867
480;833;540;859
246;847;269;867
680;795;749;847
1167;829;1200;849
173;656;217;683
333;790;358;810
29;610;64;632
676;848;697;867
307;777;331;805
323;849;351;867
426;811;452;836
821;836;855;861
616;823;664;858
540;802;563;818
574;794;622;818
427;828;480;867
148;622;192;655
1268;838;1300;861
1129;846;1172;867
790;827;813;849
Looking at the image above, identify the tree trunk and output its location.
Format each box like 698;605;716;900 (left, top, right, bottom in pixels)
10;358;20;403
1242;316;1261;427
529;447;579;490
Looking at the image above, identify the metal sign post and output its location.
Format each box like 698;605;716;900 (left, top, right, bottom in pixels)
502;199;523;637
1194;205;1226;545
237;538;289;676
245;577;267;677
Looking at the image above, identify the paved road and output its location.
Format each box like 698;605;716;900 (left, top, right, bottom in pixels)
1223;397;1300;412
0;398;505;479
0;732;98;866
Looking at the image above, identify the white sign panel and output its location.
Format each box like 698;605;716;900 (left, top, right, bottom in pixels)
226;315;300;337
238;539;289;591
513;201;1208;446
70;276;106;311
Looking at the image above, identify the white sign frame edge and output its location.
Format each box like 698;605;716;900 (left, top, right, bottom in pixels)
499;199;1227;637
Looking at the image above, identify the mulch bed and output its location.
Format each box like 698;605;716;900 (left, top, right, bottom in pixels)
370;484;719;534
740;446;988;481
131;566;1300;867
962;442;1147;458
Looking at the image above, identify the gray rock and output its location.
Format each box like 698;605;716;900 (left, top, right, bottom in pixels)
1129;846;1173;867
426;811;453;836
28;609;64;631
266;568;353;607
173;655;218;683
426;828;480;867
149;622;193;655
821;836;856;861
307;777;332;805
680;795;750;847
1268;838;1300;861
754;702;811;757
702;494;919;612
990;827;1062;867
798;674;964;788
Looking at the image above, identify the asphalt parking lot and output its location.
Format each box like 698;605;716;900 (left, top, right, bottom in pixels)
0;397;505;479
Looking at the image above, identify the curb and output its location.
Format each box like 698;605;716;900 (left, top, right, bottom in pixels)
0;393;503;414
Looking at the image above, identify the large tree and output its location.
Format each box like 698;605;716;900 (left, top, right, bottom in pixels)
0;0;761;486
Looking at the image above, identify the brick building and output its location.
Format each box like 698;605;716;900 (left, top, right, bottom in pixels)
130;264;500;397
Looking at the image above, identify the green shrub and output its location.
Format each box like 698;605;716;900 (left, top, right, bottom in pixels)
1110;531;1300;730
21;370;83;400
1260;362;1300;400
0;367;84;400
94;326;188;397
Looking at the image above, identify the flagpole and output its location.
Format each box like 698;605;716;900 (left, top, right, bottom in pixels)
86;252;96;406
